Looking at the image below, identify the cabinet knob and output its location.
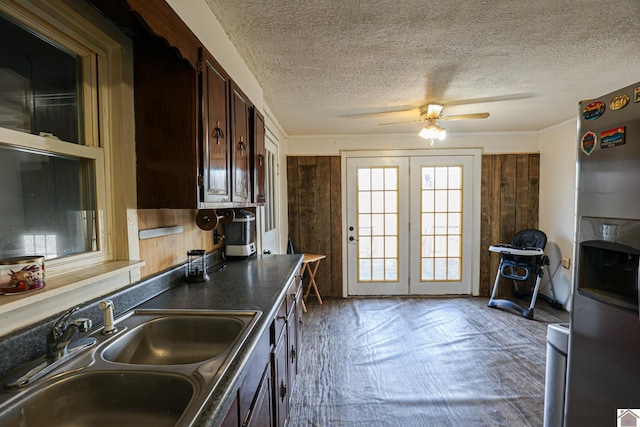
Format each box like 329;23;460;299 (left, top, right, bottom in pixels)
290;345;296;363
279;379;287;401
238;139;247;156
258;154;264;166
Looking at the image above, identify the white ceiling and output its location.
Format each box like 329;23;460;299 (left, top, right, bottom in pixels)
204;0;640;137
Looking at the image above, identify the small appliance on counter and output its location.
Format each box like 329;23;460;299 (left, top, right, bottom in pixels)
185;249;209;282
223;210;256;258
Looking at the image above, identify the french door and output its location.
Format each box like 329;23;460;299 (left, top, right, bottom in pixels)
346;156;410;295
345;150;479;296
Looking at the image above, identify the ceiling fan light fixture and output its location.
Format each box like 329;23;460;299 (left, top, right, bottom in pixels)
418;119;446;143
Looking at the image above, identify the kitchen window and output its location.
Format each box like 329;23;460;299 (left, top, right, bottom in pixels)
0;1;114;274
0;0;140;333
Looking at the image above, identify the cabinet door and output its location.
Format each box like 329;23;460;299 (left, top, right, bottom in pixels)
239;328;270;424
221;393;240;427
294;285;304;376
201;49;231;203
287;279;303;387
251;107;266;204
271;330;288;427
231;83;251;204
134;34;199;208
286;304;297;392
244;365;273;427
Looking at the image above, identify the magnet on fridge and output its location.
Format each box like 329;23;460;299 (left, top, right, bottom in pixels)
582;101;605;120
600;126;626;149
610;94;629;110
581;131;597;156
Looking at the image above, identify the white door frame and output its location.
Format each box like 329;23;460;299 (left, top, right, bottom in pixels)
341;148;482;297
257;120;282;255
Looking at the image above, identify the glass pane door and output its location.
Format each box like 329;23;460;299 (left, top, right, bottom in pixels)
420;165;463;282
410;156;474;294
346;157;409;295
357;166;399;281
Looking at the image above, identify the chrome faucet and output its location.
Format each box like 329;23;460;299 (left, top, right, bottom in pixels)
46;307;92;361
5;307;96;389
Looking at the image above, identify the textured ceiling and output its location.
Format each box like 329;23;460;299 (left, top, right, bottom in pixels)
204;0;640;136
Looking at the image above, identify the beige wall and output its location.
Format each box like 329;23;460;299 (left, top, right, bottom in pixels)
287;132;540;156
538;119;578;310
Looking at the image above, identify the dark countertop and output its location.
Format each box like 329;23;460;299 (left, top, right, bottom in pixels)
137;254;303;426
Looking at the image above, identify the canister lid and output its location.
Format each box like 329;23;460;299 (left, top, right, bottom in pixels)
232;210;255;222
0;256;45;265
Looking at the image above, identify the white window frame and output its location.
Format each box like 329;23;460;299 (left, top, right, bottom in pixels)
0;0;142;335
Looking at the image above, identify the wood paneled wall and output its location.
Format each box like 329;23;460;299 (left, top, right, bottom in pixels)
286;153;540;298
137;209;223;278
480;154;540;296
287;157;342;297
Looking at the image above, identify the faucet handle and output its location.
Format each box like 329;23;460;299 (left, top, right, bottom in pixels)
54;307;79;327
72;318;92;332
50;307;80;339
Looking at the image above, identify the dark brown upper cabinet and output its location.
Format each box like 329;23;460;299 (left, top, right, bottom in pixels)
88;0;264;209
230;83;252;205
134;33;200;209
201;49;231;204
251;108;266;205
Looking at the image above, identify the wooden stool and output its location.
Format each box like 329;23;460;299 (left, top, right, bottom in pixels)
300;254;326;312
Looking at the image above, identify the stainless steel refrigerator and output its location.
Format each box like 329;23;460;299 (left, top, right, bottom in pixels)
565;82;640;426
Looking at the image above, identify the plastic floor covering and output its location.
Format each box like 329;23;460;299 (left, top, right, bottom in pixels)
287;296;569;427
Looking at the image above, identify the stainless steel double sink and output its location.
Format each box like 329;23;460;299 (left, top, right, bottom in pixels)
0;309;261;426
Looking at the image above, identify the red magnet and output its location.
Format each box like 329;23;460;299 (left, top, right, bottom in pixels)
582;101;605;121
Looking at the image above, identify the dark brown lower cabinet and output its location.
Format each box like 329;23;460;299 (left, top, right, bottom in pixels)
272;328;288;427
287;278;303;390
244;364;273;427
221;272;302;427
221;394;240;427
239;328;270;426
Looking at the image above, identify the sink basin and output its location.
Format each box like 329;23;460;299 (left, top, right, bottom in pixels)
102;311;252;365
0;310;260;427
0;371;193;427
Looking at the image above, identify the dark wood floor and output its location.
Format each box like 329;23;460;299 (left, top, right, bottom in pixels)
288;296;569;427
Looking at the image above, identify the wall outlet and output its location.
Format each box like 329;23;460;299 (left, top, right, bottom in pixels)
561;257;571;269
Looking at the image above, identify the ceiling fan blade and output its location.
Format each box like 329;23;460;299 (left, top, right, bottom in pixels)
342;105;419;119
439;112;490;121
379;119;422;126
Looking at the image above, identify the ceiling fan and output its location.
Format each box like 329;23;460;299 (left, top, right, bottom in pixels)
380;103;490;142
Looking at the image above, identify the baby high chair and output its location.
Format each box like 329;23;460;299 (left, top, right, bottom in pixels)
487;229;561;320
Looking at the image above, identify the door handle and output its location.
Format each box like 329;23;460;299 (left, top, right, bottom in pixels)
349;236;358;242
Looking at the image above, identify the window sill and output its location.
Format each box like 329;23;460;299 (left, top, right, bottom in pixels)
0;260;144;336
